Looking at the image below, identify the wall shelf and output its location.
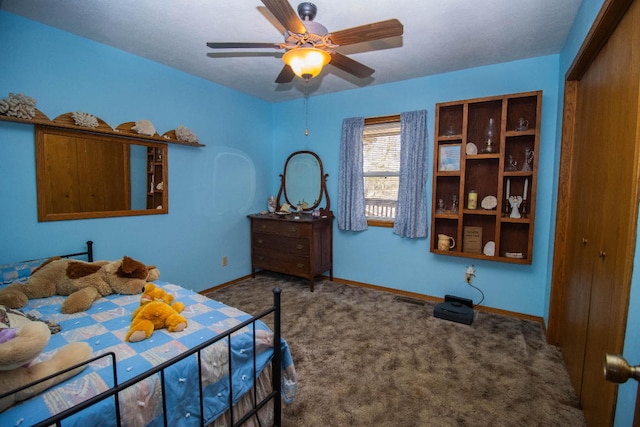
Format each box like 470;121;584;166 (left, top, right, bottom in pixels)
431;91;542;264
0;108;205;147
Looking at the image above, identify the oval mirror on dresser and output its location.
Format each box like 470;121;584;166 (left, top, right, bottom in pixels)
248;150;333;291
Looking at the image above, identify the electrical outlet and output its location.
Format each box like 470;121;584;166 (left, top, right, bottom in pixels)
222;256;228;267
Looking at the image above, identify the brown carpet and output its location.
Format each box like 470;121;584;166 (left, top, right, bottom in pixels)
206;272;585;427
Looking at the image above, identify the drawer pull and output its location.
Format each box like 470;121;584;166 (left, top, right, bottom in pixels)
289;226;299;233
296;244;304;250
260;224;268;230
257;239;264;244
258;256;264;261
296;263;305;269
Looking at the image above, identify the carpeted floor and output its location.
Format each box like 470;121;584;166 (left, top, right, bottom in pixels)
206;272;586;427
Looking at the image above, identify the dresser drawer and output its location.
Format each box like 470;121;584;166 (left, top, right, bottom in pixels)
252;219;311;238
252;249;309;274
252;233;309;255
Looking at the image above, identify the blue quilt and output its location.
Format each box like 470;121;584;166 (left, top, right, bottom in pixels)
0;281;296;427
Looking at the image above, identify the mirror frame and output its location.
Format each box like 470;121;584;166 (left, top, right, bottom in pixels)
35;126;168;221
276;150;330;213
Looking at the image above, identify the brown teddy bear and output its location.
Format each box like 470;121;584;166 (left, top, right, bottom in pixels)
0;256;160;314
0;305;92;412
126;284;187;342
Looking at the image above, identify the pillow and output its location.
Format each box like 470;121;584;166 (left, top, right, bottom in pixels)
0;258;47;286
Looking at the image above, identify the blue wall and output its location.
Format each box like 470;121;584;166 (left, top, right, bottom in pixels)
0;11;274;289
273;55;560;318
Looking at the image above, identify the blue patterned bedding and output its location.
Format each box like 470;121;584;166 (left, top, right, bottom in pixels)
0;279;296;427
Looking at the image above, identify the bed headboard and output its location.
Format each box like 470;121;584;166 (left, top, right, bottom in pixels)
60;240;94;262
1;241;94;287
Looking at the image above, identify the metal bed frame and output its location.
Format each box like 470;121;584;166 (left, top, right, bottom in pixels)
1;241;284;427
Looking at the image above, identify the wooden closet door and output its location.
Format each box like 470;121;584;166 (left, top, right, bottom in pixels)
554;0;640;424
579;2;640;422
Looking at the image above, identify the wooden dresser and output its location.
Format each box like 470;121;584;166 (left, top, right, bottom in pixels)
248;213;333;291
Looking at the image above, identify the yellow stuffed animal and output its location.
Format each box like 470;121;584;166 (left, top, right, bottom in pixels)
125;284;187;342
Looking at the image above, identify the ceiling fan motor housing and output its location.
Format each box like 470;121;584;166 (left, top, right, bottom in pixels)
297;2;317;21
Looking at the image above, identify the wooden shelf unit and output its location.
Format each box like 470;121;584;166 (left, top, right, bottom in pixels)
430;91;542;264
147;147;165;210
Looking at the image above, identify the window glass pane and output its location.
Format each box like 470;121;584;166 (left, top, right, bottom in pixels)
363;122;401;174
363;119;401;222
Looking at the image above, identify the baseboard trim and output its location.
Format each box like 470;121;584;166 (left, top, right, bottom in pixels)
202;272;545;330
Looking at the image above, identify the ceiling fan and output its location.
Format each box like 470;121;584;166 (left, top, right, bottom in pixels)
206;0;403;83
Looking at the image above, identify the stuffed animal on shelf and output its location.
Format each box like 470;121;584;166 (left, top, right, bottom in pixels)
0;305;92;412
0;256;160;314
125;284;187;343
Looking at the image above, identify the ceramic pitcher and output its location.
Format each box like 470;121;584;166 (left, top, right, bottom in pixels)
438;234;455;251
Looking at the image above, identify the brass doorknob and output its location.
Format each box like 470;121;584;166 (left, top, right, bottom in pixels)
605;354;640;383
599;251;607;260
582;238;588;245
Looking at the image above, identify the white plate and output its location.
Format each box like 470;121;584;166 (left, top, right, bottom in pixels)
481;195;497;210
483;241;495;256
466;142;478;155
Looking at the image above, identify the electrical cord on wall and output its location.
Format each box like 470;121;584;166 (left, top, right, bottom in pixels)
465;265;485;307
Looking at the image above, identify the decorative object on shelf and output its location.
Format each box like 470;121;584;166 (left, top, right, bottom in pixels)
509;195;523;218
132;120;157;136
436;198;446;214
521;178;529;217
437;234;455;251
175;125;199;144
515;117;529;131
71;111;99;128
504;178;511;217
439;144;461;171
481;195;497;210
504;252;524;258
483;241;495;256
482;118;497;153
445;125;455;136
465;142;478;155
462;226;482;254
506;154;518;171
267;195;277;213
521;148;534;171
451;195;458;214
467;190;478;209
0;92;37;119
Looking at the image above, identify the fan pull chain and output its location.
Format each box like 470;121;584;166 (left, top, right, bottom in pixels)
304;81;309;136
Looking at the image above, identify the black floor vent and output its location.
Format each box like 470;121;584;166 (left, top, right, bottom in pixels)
394;296;426;306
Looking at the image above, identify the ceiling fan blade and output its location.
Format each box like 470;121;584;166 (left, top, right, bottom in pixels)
261;0;307;34
207;42;279;49
329;52;374;78
330;19;403;46
275;64;296;83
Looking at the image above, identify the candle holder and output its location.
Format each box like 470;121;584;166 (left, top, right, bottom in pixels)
503;198;511;217
521;199;528;218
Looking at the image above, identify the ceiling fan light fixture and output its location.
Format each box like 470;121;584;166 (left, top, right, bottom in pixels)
282;47;331;80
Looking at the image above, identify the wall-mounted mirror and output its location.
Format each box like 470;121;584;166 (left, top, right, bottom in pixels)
276;150;330;213
35;126;168;221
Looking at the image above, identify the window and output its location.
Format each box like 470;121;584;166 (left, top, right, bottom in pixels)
363;115;401;226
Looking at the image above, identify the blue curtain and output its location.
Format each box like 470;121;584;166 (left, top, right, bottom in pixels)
393;110;429;238
338;117;368;231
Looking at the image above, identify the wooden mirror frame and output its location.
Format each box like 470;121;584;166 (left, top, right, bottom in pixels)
276;150;330;213
35;126;168;221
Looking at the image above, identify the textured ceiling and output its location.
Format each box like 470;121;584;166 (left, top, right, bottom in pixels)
1;0;582;103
